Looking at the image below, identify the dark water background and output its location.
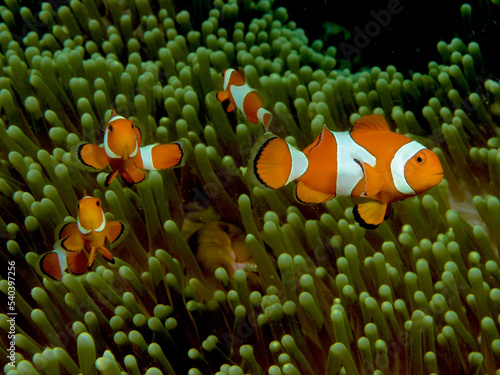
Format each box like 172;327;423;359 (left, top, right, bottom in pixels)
275;0;500;77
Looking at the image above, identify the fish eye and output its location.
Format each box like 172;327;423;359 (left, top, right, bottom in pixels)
96;200;100;206
77;204;80;209
109;125;113;132
415;152;426;164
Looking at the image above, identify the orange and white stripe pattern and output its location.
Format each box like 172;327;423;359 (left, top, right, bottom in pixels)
39;195;127;280
75;111;185;187
103;114;139;160
139;143;185;171
252;115;443;228
218;68;273;131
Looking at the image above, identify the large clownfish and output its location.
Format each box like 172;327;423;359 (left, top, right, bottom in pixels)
39;196;127;281
74;111;185;187
251;114;444;228
217;68;273;131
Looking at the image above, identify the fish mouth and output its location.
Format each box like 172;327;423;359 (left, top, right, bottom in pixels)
431;172;444;185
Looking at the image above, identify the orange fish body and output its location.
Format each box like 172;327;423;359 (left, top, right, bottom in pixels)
217;68;273;131
75;112;185;187
39;196;127;280
252;115;444;228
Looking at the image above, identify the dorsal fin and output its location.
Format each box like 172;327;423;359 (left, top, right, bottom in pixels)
303;126;334;155
350;114;391;134
363;163;382;196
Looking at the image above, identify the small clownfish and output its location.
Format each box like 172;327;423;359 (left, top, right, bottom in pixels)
217;68;273;131
39;196;127;281
74;111;185;187
251;114;444;229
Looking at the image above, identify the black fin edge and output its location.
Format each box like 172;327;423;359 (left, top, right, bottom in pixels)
39;252;62;281
252;136;278;189
352;205;381;230
77;143;94;169
294;185;316;205
110;222;126;245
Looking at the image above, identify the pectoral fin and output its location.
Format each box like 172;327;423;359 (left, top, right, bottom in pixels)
353;201;390;229
75;143;109;171
105;220;127;246
60;231;84;252
360;162;382;197
57;222;78;240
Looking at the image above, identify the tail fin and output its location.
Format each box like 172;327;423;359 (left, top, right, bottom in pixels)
140;141;185;170
250;134;308;189
257;108;273;131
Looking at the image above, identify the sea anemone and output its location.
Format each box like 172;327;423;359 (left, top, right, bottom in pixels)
1;0;500;374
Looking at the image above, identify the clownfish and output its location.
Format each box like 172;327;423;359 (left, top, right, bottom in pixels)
74;111;185;187
39;196;127;281
251;114;444;228
217;68;273;131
